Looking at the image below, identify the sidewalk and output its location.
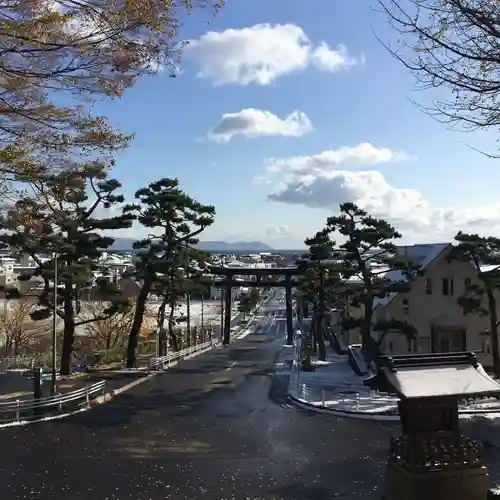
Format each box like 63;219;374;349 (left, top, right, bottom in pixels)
0;368;152;402
284;345;400;419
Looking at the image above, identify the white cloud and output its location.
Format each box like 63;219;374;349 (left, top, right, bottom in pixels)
262;143;500;241
262;142;405;177
208;108;312;143
266;225;291;238
184;23;360;86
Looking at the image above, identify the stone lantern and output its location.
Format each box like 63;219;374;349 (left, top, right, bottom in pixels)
364;352;500;500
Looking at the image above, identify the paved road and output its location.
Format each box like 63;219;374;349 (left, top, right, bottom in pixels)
0;292;393;500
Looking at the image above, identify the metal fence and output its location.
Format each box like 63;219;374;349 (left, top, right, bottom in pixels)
0;380;107;424
295;382;500;415
149;340;216;371
0;357;37;372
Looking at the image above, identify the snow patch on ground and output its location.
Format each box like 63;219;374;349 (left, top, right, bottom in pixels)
287;348;500;418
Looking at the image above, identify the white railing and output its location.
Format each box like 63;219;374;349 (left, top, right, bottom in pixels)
0;380;107;423
294;382;500;415
0;357;37;372
149;340;216;371
294;383;397;414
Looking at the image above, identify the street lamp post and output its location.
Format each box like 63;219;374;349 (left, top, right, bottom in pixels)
155;326;160;359
51;253;58;395
201;291;205;340
219;288;224;344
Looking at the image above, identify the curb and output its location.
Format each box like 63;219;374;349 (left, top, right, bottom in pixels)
288;393;400;422
0;344;215;429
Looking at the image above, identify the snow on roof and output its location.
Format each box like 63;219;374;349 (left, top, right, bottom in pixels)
368;353;500;399
384;363;500;399
480;264;500;273
372;243;451;310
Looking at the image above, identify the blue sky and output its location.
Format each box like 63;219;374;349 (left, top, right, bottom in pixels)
94;0;500;249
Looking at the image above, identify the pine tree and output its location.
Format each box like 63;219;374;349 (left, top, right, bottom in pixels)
248;288;260;309
237;294;253;320
123;178;215;367
323;202;420;361
0;164;134;374
296;229;343;361
155;246;209;353
450;232;500;375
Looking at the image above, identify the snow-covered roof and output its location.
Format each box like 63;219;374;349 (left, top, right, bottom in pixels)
225;260;246;268
372;243;451;310
365;352;500;399
480;264;500;273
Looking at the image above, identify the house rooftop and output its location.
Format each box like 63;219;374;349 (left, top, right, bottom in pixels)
372;242;451;310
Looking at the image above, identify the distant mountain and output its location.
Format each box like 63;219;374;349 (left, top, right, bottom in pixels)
110;238;136;251
109;238;274;253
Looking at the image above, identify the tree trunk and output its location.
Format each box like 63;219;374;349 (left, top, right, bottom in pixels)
126;279;152;368
168;301;178;351
361;299;378;362
486;287;500;375
157;299;167;356
316;315;327;361
60;287;75;375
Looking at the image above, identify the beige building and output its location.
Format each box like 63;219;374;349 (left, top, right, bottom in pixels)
373;243;494;368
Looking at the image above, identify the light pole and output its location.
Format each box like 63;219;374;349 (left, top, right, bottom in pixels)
155;326;160;359
51;253;58;395
201;291;205;340
219;288;224;344
185;242;191;344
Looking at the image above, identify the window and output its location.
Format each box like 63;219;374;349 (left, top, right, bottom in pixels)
402;298;409;315
442;278;454;296
424;278;433;294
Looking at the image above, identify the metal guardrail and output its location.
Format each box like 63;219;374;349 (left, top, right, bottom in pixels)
149;340;215;370
0;357;37;371
295;383;397;413
0;380;107;423
294;382;500;415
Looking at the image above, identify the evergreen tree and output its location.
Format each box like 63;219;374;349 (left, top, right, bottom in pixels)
248;288;260;309
123;178;215;367
296;229;343;361
0;164;134;374
155;246;209;353
323;202;420;361
237;294;253;320
450;232;500;375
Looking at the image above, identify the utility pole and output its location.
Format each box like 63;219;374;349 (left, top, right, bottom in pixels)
185;242;191;343
201;291;205;340
51;253;58;395
219;288;224;344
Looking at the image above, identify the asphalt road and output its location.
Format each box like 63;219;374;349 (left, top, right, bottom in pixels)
0;291;394;500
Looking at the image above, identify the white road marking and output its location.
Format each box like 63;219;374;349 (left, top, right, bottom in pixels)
225;362;236;371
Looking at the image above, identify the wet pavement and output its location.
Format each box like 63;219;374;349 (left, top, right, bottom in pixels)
0;295;394;499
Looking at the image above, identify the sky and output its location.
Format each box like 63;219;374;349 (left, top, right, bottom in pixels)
92;0;500;249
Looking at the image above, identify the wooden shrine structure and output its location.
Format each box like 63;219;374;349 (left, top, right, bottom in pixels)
364;352;500;500
208;265;300;345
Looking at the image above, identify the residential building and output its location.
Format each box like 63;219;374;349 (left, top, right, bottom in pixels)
373;243;494;367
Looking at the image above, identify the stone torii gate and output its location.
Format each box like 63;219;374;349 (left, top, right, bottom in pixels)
209;266;300;346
